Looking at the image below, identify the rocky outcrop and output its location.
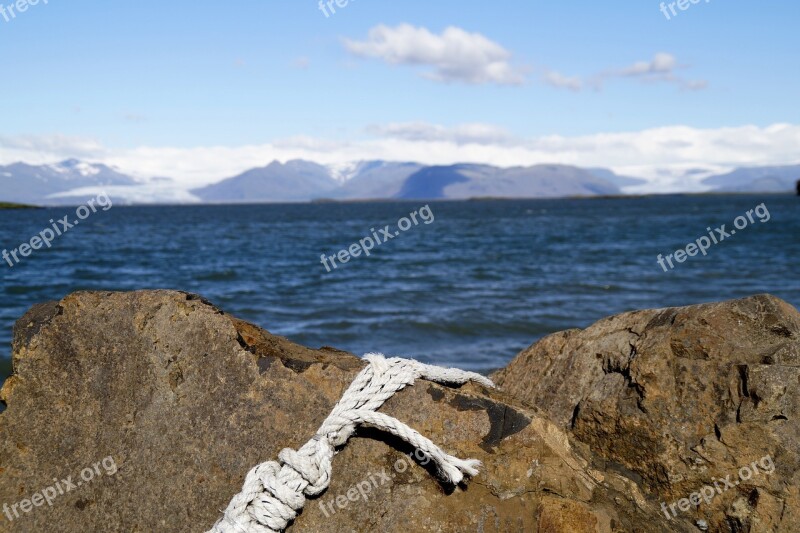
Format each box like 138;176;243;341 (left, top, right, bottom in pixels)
0;291;797;532
494;294;800;531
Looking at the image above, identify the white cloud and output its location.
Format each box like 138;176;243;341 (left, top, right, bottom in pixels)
342;27;702;93
343;24;525;86
542;71;582;91
367;122;513;145
2;124;799;194
0;134;107;162
593;52;707;90
543;53;707;92
619;52;677;76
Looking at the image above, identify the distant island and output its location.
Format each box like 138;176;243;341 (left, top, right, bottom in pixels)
0;202;39;209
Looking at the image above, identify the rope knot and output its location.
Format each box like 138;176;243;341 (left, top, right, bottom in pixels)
210;353;494;533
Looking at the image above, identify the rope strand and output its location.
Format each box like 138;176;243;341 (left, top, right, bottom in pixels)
209;353;494;533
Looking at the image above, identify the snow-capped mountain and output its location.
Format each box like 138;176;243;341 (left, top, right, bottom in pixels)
191;160;621;202
0;159;138;205
325;161;373;184
3;158;796;206
191;160;424;203
703;164;800;193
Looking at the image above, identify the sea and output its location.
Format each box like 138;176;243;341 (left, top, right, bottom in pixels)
1;194;798;387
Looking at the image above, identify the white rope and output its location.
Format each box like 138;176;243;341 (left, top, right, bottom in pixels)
209;353;494;533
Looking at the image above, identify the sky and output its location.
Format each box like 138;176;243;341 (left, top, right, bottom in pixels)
1;0;799;191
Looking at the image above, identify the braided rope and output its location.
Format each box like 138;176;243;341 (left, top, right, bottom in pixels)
209;353;494;532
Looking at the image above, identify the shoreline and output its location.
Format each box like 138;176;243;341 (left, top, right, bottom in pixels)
0;202;40;210
10;191;794;209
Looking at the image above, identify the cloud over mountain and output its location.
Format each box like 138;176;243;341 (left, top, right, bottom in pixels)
367;122;513;145
2;123;799;194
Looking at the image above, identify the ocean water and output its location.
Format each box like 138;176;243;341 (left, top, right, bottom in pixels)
1;195;798;386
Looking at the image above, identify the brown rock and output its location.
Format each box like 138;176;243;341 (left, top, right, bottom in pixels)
493;294;800;532
0;290;676;532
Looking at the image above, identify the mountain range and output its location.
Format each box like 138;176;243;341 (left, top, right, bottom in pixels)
701;164;800;193
1;159;797;205
0;159;137;205
191;161;622;203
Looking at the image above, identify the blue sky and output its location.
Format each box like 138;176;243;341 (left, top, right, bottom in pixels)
1;0;799;189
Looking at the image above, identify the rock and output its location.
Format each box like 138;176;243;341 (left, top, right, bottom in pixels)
493;294;800;532
3;291;798;532
0;290;676;532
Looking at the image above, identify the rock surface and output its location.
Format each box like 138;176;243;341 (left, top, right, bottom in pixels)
0;291;797;532
494;294;800;532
